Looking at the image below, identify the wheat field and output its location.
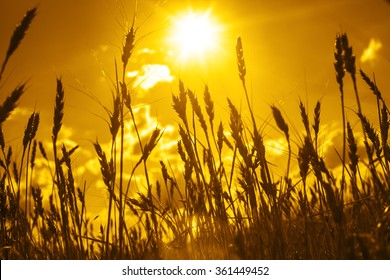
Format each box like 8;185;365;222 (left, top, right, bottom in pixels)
0;5;389;260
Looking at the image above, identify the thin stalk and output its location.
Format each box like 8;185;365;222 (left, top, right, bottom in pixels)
105;141;116;258
117;60;124;258
340;89;346;199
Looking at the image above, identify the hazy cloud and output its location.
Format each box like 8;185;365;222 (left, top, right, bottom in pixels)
361;39;382;63
132;64;175;91
8;107;33;121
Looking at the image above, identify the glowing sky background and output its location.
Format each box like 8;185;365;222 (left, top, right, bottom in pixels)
1;0;390;213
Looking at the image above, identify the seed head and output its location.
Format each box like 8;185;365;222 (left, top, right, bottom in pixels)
236;37;246;84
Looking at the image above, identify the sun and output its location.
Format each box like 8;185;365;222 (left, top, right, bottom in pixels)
170;10;222;61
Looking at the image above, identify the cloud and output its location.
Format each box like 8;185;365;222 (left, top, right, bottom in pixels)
137;48;156;55
266;137;288;156
128;64;174;91
360;39;382;63
7;107;33;121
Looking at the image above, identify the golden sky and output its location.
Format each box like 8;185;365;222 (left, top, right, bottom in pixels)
1;0;390;213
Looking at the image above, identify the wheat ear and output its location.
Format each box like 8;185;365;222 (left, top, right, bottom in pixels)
0;7;37;81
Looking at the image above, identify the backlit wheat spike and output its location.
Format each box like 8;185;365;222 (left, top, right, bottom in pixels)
360;70;383;101
142;127;163;161
380;105;389;152
299;100;310;136
298;137;312;181
177;139;187;163
178;124;195;161
334;33;345;92
59;145;79;165
323;181;343;225
61;144;75;210
109;94;121;142
31;185;43;220
313;101;321;138
93;140;113;188
12;161;18;184
217;122;224;152
172;80;188;124
252;128;265;160
271;105;291;178
160;160;169;185
380;105;390;160
53;78;64;141
77;187;85;205
358;112;380;151
236;37;246;84
30;140;37;170
122;22;136;70
347;122;359;175
179;79;185;96
23;112;40;150
38;141;48;160
188;89;207;133
121;82;131;110
271;105;289;141
341;33;356;78
5;146;12;167
227;98;243;140
203;85;214;129
0;7;37;81
0;83;26;125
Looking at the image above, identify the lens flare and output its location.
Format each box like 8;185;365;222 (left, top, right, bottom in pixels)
170;10;222;61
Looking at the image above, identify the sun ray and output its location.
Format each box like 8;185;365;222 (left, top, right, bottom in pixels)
169;10;222;61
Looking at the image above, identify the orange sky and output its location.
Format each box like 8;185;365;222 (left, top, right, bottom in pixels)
1;0;390;213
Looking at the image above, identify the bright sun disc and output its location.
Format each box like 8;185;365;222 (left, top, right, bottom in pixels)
171;11;221;60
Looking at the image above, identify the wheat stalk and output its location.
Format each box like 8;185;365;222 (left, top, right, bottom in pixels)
334;33;347;193
21;112;39;219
